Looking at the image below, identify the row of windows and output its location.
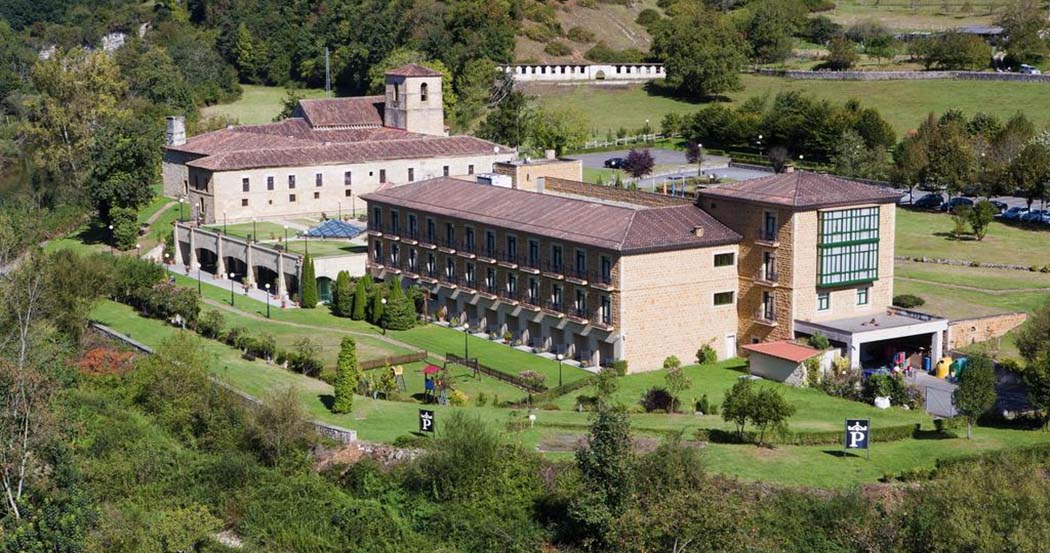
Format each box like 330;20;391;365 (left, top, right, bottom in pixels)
238;164;476;194
372;207;614;281
818;242;879;287
375;242;614;324
819;207;880;245
239;189;352;207
816;287;870;312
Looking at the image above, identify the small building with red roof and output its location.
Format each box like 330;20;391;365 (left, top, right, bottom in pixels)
743;340;825;385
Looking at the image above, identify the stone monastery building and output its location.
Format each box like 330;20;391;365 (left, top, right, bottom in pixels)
162;64;514;224
363;171;949;373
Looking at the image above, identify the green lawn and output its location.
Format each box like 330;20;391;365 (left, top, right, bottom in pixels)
90;298;1050;488
204;221;290;241
532;75;1050;139
201;84;326;125
389;324;592;387
284;240;365;258
896;209;1050;268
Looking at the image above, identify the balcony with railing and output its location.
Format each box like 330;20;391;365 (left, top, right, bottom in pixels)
478;247;498;263
590;270;614;290
566;266;589;285
541;260;565;279
755;267;779;286
755;227;779;247
542;301;565;317
457;240;477;258
754;305;778;326
437;237;457;253
498;250;520;268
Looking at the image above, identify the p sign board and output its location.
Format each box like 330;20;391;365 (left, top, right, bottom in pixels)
844;419;870;457
419;409;435;433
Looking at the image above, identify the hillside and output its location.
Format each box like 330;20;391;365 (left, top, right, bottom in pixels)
515;0;660;63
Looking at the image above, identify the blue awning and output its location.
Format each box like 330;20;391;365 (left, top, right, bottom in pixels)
303;219;365;239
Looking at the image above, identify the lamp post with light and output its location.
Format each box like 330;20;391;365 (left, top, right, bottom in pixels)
229;272;236;306
178;197;184;222
463;321;471;361
556;353;564;388
380;297;388;334
108;224;114;254
264;283;271;318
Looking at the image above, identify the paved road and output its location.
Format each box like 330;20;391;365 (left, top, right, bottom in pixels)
567;148;771;186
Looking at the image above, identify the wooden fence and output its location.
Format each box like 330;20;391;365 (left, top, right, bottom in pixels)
445;352;546;393
361;351;428;370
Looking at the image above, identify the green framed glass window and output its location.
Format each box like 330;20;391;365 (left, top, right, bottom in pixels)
714;252;735;267
714;291;735;306
817;291;830;311
818;207;880;287
857;287;869;305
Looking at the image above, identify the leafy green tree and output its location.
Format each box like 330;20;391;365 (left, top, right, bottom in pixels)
622;149;655;180
332;271;353;317
832;130;888;180
233;22;261;82
332;337;359;413
476;90;531;148
999;0;1049;65
21;47;127;205
115;40;196;116
722;378;754;439
299;254;317;308
651;3;749;98
452;57;498;130
273;88;305;122
89;114;161;221
570;408;636;548
663;356;691;414
529;106;588;156
1021;355;1050;428
749;387;795;446
110;207;139;250
969;200;997;241
864;33;899;66
910;32;991;70
803;15;842;46
1007;142;1050;209
953;354;997;439
1016;299;1050;364
351;277;368;320
824;36;859;70
745;0;807;64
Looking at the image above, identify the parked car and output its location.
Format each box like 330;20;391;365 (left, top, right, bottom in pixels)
1020;209;1047;222
1020;64;1042;75
604;157;625;169
939;197;975;212
989;200;1008;213
1033;211;1050;225
1000;206;1029;221
912;193;944;210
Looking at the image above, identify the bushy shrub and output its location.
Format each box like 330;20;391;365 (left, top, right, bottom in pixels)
567;26;595;43
819;368;863;401
695;394;718;415
808;332;831;350
863;373;923;409
110;206;140;250
585;42;644;63
196;309;225;339
611;359;628;375
635;8;660;26
893;294;926;308
696;344;717;365
640;386;677;413
544;41;572;56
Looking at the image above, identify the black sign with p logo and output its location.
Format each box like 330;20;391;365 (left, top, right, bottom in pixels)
844;419;870;450
419;409;435;433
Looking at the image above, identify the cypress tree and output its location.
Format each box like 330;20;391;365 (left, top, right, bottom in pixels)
369;288;385;325
299;254;317;308
333;271;353;317
381;277;416;330
351;278;368;320
332;336;359;413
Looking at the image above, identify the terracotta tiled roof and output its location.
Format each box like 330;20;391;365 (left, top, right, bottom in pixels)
385;63;442;77
185;136;508;171
697;171;902;210
743;341;822;363
361;178;740;254
294;96;385;128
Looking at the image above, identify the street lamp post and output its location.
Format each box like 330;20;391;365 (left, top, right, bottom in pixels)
178;197;184;223
163;253;171;279
463;321;470;361
252;218;257;243
197;264;202;295
223;211;227;235
380;297;388;335
556;353;564;388
135;243;141;258
229;272;236;306
338;201;342;221
283;225;288;249
264;283;271;318
108;224;114;255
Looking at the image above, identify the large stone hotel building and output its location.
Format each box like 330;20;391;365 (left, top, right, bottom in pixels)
363;171;949;373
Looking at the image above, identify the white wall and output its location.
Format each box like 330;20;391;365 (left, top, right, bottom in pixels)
500;64;666;83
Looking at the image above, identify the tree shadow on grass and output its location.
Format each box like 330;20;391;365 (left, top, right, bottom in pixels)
912;428;958;440
318;394;335;410
73;221;111;245
932;231;977;242
642;81;730;104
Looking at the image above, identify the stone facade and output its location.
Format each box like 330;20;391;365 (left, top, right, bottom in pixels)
947;312;1028;350
384;73;445;136
185;152;512;224
500;63;666;82
618;246;740;372
492;157;583;192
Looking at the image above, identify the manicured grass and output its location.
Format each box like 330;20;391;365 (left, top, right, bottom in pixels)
204;221;290;241
201;84;326;125
894;260;1050;319
284;240;365;258
825;0;1004;32
532;75;1050;139
547;360;931;432
91;299;1050;488
389;324;593;387
582;167;625;185
896;209;1050;267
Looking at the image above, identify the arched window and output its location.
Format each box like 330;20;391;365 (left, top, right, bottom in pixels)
420;82;428;103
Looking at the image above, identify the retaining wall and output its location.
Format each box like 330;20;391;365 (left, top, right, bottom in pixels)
753;68;1050;83
947;312;1028;350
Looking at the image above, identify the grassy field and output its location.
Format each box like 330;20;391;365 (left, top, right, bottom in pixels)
201;84;326;125
895;209;1050;267
531;75;1050;139
90;298;1050;488
824;0;1005;30
284;239;365;258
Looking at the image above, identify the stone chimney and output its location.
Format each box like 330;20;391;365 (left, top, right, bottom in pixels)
544;149;557;160
166;116;186;146
692;226;705;238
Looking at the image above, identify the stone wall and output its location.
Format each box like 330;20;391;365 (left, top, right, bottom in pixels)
753;68;1050;83
947;312;1028;351
543;177;690;207
501;63;665;83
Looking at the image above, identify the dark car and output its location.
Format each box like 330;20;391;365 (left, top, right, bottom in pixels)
912;193;944;210
604;157;625;169
989;200;1008;213
940;197;975;212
